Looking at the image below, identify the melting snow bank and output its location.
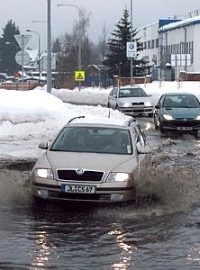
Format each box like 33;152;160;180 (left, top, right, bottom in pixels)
0;89;131;160
51;87;110;106
0;89;67;124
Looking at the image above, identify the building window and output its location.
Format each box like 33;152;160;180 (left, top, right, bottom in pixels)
151;40;154;49
189;41;194;64
185;42;189;54
156;39;159;48
180;42;184;54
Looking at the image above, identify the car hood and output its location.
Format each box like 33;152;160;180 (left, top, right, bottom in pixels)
161;107;200;119
119;96;151;104
43;151;136;173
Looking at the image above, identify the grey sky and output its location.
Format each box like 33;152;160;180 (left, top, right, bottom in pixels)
1;0;200;51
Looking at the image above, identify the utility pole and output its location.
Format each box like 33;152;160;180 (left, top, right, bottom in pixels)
130;0;133;85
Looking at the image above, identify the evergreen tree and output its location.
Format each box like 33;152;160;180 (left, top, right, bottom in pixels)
103;9;146;78
0;20;20;75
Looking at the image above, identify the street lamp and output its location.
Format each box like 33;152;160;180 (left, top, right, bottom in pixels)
57;3;82;90
32;20;47;23
26;29;41;82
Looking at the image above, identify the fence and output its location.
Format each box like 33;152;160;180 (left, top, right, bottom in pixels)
0;82;45;90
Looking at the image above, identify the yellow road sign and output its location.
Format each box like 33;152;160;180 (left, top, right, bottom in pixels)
75;71;85;81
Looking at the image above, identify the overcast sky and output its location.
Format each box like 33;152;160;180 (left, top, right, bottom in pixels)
0;0;200;51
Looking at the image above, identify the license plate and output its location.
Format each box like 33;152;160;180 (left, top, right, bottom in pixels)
62;184;96;194
177;127;193;131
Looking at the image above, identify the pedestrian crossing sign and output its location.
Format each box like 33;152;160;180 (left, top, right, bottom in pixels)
75;71;85;81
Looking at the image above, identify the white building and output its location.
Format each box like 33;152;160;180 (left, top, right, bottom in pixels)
137;15;200;79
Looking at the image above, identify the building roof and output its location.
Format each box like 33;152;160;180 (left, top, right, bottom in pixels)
138;19;180;31
87;64;109;72
159;15;200;32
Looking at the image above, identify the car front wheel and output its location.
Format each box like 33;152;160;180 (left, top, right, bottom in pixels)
195;130;200;139
154;115;159;130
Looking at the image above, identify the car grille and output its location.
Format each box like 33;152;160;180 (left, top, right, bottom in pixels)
132;102;144;105
57;169;104;182
120;106;153;114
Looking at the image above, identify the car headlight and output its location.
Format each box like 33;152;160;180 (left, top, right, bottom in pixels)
145;101;152;107
120;102;131;108
34;168;54;179
105;173;131;182
163;114;174;120
195;115;200;120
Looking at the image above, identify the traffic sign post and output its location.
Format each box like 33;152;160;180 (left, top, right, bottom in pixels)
171;54;191;67
14;35;31;90
15;50;30;66
126;42;137;58
74;71;85;81
14;34;31;50
171;54;191;82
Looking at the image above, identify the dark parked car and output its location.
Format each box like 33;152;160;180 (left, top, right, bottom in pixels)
108;86;154;117
153;92;200;136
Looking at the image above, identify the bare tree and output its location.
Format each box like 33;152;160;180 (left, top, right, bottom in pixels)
54;8;93;73
98;23;109;62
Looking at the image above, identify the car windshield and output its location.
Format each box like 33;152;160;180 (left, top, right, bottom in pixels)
119;88;147;98
163;95;200;108
51;127;133;154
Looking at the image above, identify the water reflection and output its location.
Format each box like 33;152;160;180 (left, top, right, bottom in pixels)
188;243;200;264
31;230;54;268
108;223;137;270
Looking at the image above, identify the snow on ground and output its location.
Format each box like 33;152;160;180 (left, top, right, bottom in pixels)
51;81;200;106
0;81;200;160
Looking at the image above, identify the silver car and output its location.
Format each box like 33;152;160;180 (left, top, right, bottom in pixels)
108;86;154;117
30;116;150;204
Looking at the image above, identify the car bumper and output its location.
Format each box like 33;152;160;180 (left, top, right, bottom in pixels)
161;119;200;132
31;179;136;203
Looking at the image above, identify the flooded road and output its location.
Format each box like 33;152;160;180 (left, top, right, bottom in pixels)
1;118;200;269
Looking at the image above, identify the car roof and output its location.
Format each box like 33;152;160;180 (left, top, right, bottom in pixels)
119;86;144;90
163;92;196;96
64;116;138;129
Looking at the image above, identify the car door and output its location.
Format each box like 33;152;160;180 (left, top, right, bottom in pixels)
108;87;118;109
134;124;150;165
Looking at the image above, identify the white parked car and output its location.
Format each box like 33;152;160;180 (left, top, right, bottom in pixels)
108;86;154;117
30;116;150;204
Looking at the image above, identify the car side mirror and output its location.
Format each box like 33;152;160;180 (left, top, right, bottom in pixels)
39;142;49;150
136;142;151;154
155;105;160;109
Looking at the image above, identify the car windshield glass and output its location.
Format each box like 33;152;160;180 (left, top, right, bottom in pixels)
163;95;200;108
50;127;133;154
119;88;147;98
